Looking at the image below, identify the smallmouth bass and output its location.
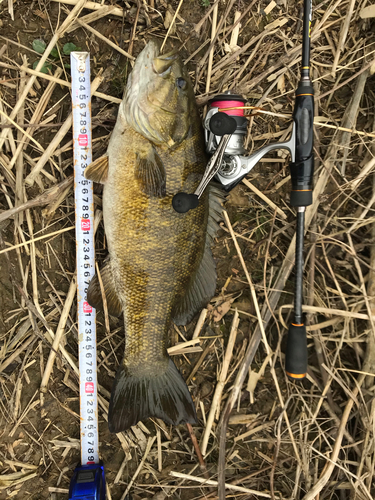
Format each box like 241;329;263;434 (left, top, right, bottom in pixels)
85;40;223;432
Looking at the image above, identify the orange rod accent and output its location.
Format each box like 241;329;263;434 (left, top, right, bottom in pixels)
292;323;304;327
286;372;306;379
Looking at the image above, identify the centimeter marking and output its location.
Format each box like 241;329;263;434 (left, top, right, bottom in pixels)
71;52;99;466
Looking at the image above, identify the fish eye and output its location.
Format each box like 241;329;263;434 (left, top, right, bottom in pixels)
176;77;187;90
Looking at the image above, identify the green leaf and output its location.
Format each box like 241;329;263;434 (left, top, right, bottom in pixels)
64;63;71;69
50;47;59;58
33;60;52;74
32;39;46;54
63;42;79;55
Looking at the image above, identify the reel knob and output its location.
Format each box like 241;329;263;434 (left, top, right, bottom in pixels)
172;192;199;213
209;112;237;136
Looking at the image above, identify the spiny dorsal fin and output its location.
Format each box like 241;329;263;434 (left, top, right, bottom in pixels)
135;147;166;198
173;185;226;325
84;155;109;184
87;260;122;317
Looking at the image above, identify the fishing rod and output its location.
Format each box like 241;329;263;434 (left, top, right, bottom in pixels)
173;0;314;380
284;0;314;380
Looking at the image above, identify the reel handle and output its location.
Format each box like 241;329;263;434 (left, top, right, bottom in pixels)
172;117;237;213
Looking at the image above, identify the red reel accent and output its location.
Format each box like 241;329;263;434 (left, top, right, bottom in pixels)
210;100;244;116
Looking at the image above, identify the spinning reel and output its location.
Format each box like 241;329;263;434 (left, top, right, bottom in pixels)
204;92;296;191
172;91;297;214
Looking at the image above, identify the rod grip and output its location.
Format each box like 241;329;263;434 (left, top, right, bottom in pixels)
285;323;307;379
290;82;314;208
289;155;314;206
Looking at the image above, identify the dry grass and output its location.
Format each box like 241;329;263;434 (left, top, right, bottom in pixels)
0;0;375;499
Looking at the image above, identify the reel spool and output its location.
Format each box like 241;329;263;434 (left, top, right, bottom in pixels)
205;92;247;156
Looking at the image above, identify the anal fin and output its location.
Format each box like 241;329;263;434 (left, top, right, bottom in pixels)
84;155;109;184
87;260;122;317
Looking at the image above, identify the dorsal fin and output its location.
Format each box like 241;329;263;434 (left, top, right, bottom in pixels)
173;185;225;325
84;155;109;184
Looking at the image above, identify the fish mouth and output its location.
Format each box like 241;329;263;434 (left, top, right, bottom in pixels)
129;41;179;89
153;49;179;75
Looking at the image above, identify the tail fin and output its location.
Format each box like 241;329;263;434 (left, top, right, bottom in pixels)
108;358;197;433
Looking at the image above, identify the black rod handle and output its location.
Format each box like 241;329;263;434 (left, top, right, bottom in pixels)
285;323;307;379
290;88;314;207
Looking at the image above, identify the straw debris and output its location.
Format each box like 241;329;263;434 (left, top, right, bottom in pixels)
0;1;375;499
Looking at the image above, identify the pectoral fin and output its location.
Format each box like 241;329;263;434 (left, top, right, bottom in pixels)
87;261;122;317
84;155;109;184
135;147;166;197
